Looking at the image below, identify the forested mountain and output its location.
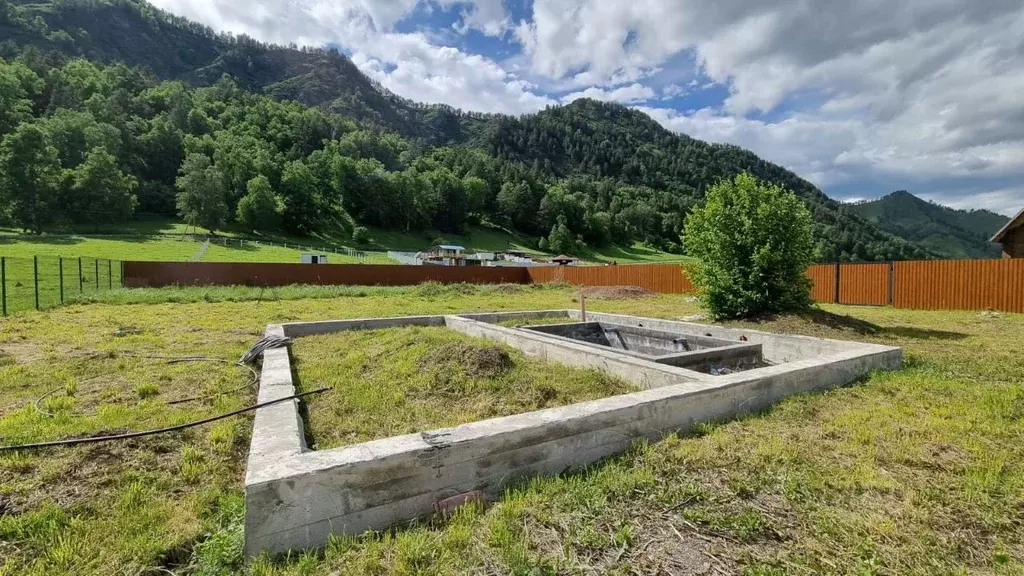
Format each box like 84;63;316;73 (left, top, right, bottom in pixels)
850;191;1007;259
0;0;936;261
0;0;493;143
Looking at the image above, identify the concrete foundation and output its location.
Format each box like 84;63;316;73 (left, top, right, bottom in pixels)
244;310;901;557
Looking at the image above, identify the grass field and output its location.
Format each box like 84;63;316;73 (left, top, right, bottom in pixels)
199;241;395;265
294;327;636;448
0;235;203;261
2;287;1020;575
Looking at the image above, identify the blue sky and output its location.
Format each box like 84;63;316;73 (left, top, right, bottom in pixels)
153;0;1024;216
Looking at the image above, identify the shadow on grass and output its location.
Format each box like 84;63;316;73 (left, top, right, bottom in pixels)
205;241;263;253
289;358;319;451
0;235;84;246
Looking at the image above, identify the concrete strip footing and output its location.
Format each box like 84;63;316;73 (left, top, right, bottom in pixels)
244;310;901;557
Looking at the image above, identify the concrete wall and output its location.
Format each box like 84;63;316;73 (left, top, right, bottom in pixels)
243;311;901;557
574;311;854;363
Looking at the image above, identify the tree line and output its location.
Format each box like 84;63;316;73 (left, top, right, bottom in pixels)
0;44;936;261
0;53;692;256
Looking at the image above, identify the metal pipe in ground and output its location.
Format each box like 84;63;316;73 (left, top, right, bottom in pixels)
33;256;39;310
1;257;6;316
580;284;587;322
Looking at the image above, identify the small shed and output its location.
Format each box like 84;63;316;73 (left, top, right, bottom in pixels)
428;245;466;258
991;207;1024;258
551;254;577;266
300;254;329;264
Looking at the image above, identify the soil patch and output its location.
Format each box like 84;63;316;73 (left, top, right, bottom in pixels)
581;285;657;300
0;342;46;364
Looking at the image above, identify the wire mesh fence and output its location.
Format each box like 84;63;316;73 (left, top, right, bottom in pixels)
0;256;121;316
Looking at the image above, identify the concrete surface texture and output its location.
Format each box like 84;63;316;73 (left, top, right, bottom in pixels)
244;310;902;557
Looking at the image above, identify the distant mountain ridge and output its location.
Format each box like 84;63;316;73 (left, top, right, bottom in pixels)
849;191;1007;258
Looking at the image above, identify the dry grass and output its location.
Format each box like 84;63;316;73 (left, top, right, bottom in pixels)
0;291;1021;575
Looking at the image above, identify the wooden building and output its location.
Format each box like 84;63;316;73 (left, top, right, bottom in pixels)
991;207;1024;258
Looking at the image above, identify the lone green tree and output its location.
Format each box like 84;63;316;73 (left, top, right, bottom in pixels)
236;175;280;231
67;146;138;224
175;153;228;233
547;215;579;255
683;173;814;319
0;123;62;233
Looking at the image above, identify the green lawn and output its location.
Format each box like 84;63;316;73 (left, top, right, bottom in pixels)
363;224;687;264
1;219;687;268
583;242;692;264
294;326;635;449
1;288;1021;575
362;224;540;254
0;236;203;261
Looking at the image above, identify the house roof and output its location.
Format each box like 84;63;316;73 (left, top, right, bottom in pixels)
436;245;466;251
551;254;577;261
990;206;1024;242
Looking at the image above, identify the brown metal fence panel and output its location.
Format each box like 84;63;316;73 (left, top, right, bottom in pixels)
806;264;836;303
837;263;890;306
123;262;530;288
527;264;693;294
894;259;1024;312
119;258;1024;312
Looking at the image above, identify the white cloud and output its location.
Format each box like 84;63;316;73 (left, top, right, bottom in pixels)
660;84;688;99
149;0;551;114
561;83;654;104
440;0;508;36
921;188;1024;217
516;0;1024;210
147;0;1024;212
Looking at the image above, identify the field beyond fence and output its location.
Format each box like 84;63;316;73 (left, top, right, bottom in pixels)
0;256;121;315
3;258;1022;315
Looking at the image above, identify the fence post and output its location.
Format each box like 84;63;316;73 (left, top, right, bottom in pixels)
59;257;64;304
94;259;99;291
887;261;895;306
33;256;39;310
833;261;841;304
1;257;6;316
120;261;125;287
78;257;83;294
107;259;112;289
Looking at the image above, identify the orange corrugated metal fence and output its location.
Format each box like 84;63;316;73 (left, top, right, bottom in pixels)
838;262;891;306
806;264;836;303
121;259;1024;312
527;263;693;294
894;259;1024;312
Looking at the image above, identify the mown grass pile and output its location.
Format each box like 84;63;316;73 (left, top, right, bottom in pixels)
0;289;1021;575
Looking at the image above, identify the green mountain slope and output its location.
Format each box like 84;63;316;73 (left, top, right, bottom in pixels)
483;100;932;261
850;191;1007;258
0;0;938;261
0;0;491;143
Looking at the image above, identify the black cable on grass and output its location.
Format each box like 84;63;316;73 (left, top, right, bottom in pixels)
32;356;260;418
239;336;292;365
2;387;330;452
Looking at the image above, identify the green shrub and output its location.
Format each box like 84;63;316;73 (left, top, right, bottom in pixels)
683;173;814;319
352;226;371;245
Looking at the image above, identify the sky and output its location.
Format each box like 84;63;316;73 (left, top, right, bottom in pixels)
149;0;1024;217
